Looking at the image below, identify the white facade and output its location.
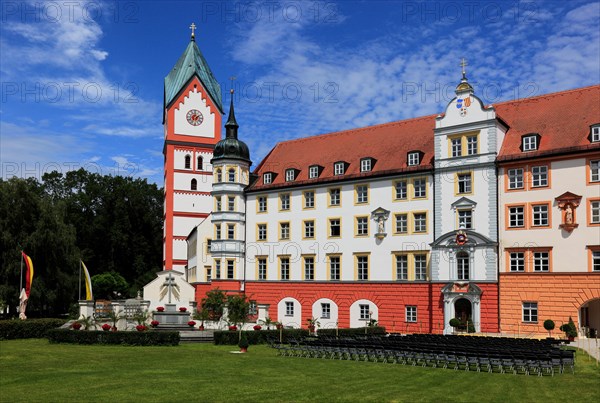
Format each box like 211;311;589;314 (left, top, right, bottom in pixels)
173;88;217;138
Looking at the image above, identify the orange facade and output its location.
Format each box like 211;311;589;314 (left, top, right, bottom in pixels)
499;273;600;336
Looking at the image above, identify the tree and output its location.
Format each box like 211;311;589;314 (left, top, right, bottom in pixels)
200;289;227;321
226;294;250;330
91;272;129;300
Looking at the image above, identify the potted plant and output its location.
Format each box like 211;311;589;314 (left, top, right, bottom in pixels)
156;306;165;312
543;319;555;338
560;317;577;341
78;315;95;331
179;307;187;312
275;321;283;330
71;321;82;330
136;324;148;332
193;308;209;331
188;320;196;328
449;318;462;333
228;325;238;331
307;317;320;334
101;323;111;332
259;316;274;330
253;324;262;331
238;335;249;353
107;309;123;332
150;320;159;328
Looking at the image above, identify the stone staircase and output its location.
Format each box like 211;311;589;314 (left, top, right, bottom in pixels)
179;329;215;343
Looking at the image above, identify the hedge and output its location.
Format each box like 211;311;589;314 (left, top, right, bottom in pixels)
46;329;180;346
214;329;309;345
316;326;387;338
0;318;67;340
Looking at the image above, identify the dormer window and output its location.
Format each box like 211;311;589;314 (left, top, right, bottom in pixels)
285;169;296;182
407;151;420;166
591;125;600;143
334;162;345;175
263;172;272;184
309;165;320;179
360;158;373;172
522;134;539;151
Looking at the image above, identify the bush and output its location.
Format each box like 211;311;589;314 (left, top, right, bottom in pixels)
0;319;67;340
316;327;387;337
214;329;309;345
46;329;180;346
543;319;555;331
449;318;461;328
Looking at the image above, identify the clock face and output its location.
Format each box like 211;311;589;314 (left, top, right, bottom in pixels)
186;109;203;126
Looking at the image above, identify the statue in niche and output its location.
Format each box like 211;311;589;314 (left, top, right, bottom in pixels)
565;204;573;224
378;216;385;234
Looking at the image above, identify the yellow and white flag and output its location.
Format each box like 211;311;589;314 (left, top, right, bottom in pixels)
81;261;93;301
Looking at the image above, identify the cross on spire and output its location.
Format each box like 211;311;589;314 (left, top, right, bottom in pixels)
229;76;237;94
460;57;468;79
189;22;197;41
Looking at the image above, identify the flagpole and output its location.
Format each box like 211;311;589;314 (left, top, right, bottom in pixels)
78;260;82;301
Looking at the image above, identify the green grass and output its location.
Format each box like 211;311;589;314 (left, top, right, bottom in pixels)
1;339;599;402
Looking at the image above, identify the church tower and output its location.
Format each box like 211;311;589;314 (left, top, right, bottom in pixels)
163;24;223;271
210;89;251;286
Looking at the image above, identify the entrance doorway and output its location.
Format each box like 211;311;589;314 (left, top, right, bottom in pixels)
454;298;472;323
580;298;600;338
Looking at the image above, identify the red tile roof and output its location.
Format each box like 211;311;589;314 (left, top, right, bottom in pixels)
248;84;600;191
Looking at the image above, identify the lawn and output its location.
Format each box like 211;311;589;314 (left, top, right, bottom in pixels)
0;339;599;402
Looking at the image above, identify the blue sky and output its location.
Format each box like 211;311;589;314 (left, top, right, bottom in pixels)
1;0;599;185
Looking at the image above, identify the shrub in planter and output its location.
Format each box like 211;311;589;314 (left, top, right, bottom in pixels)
179;307;187;312
543;319;555;337
228;325;237;331
560;317;577;340
101;324;111;332
253;325;262;331
72;322;82;330
156;307;165;312
136;325;148;332
151;320;159;328
187;321;196;327
449;318;461;328
238;335;249;352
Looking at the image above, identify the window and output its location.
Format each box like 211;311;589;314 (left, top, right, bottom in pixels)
197;156;203;171
360;158;372;172
285;301;294;316
258;196;267;213
304;191;315;208
357;255;369;281
395;213;408;234
356;216;369;236
304;220;315;239
533;251;549;272
457;173;472;194
408;152;420;166
457;252;469;280
396;254;408;280
359;304;370;320
285;169;295;182
356;185;368;204
304;256;314;280
257;224;267;241
214;260;221;279
329;188;341;206
227;196;235;211
227;224;235;240
206;239;212;255
191;178;197;190
458;209;472;229
406;306;417;323
258;258;267;280
394;180;407;200
510;252;525;272
227;260;234;279
413;178;426;198
216;169;222;182
592;126;600;142
522;135;538;151
329;256;340;280
591;160;600;182
522;302;538;323
280;193;290;211
228;168;236;182
215;196;222;211
466;136;478;155
531;204;549;227
451;138;462;157
309;165;319;179
184;155;191;169
215;224;221;240
508;206;525;228
249;301;258;316
321;303;331;319
591;201;600;224
531;165;548;187
413;212;427;233
279;222;290;240
508;168;524;189
280;257;290;280
592;250;600;271
329;218;341;237
334;162;345;175
414;254;427;280
206;267;212;281
263;172;272;184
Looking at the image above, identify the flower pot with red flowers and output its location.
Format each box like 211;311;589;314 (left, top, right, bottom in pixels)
228;325;238;331
71;322;82;330
253;325;262;331
156;306;165;312
101;323;111;332
179;307;187;313
150;320;159;328
136;325;147;332
188;320;196;328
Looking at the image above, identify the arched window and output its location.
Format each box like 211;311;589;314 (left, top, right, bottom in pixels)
457;251;469;280
197;156;203;171
191;179;197;191
184;155;191;169
216;169;222;183
228;168;236;182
